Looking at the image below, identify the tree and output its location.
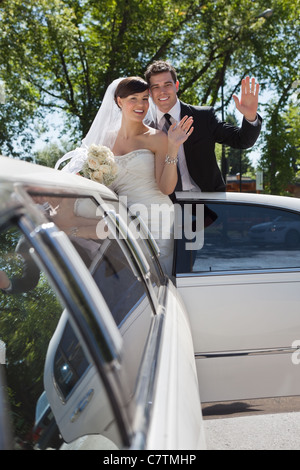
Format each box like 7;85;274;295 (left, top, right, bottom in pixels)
225;113;254;176
0;0;299;164
259;100;300;194
34;139;76;167
0;227;62;441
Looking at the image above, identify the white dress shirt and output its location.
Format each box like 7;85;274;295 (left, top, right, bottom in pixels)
156;99;200;191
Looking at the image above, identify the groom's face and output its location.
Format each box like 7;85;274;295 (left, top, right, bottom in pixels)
149;71;179;113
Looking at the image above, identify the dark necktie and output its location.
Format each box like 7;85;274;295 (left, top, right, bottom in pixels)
162;113;172;134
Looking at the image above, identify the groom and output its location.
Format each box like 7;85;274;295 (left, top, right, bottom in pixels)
145;60;262;195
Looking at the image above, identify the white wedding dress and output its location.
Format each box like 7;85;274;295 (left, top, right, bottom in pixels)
109;149;174;277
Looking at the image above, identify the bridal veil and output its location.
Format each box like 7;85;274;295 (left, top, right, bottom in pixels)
54;77;156;173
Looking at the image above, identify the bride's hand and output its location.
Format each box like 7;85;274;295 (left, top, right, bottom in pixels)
168;115;194;148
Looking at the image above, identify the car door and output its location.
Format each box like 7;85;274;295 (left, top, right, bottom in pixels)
0;175;205;450
174;193;300;402
36;188;205;450
100;197;206;449
0;184;132;449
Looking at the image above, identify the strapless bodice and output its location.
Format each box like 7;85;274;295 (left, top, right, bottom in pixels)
111;149;172;208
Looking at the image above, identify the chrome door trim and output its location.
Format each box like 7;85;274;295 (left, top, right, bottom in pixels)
177;267;300;279
18;214;132;447
195;346;300;359
105;208;159;312
130;214;161;257
130;309;166;449
106;209;150;279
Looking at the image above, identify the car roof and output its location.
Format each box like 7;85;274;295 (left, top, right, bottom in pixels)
175;190;300;212
2;155;300;213
0;155;118;200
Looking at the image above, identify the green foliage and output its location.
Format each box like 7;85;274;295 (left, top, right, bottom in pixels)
259;100;300;195
225;113;254;176
0;228;62;441
34;139;76;167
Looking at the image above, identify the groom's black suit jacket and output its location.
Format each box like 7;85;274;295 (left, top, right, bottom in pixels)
177;101;262;193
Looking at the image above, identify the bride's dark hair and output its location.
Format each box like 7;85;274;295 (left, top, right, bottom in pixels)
114;77;149;108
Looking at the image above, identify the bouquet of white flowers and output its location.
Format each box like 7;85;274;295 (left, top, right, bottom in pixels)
80;144;118;186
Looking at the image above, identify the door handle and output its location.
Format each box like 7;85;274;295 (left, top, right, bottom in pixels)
70;388;94;423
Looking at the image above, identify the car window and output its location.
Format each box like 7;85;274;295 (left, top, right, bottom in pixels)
91;238;147;326
24;191;156;425
53;320;90;401
103;198;165;287
175;202;300;274
28;192;158;320
0;223;122;449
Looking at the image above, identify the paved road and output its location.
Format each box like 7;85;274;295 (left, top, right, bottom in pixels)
202;397;300;450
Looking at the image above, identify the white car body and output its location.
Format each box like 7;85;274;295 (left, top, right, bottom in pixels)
174;191;300;402
1;156;300;450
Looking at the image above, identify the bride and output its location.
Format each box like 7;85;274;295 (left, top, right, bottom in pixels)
55;76;193;276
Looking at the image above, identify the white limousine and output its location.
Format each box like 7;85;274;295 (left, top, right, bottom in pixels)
1;155;300;450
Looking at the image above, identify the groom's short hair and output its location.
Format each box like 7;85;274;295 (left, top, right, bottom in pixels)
145;61;177;84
